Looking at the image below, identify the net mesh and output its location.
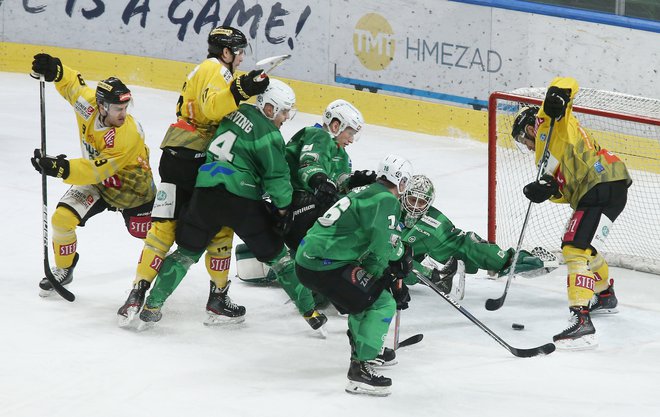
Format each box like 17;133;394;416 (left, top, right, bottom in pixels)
490;88;660;274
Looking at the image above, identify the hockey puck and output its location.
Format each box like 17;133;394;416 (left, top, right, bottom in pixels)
512;323;525;330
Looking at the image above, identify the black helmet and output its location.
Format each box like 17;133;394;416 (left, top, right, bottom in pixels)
208;26;248;55
511;105;539;140
96;77;132;106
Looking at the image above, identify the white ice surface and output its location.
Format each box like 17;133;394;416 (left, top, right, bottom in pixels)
1;72;659;417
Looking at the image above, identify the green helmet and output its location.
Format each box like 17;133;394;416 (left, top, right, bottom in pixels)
401;174;435;228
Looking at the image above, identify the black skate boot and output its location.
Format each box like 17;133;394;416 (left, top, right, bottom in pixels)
345;359;392;396
427;257;457;294
303;309;328;330
39;253;79;297
553;306;597;350
205;280;246;325
368;347;398;367
138;303;162;326
589;283;618;314
117;280;151;327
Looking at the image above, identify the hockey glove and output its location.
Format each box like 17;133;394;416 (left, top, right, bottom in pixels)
543;86;571;120
498;249;545;277
230;70;270;104
388;243;414;279
31;149;69;179
265;201;293;236
347;169;377;189
31;53;63;82
523;174;559;203
429;257;458;293
309;173;339;210
389;280;411;310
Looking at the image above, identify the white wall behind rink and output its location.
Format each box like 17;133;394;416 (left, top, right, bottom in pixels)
3;0;657;108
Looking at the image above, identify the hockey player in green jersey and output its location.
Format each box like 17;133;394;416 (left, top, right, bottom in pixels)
295;154;414;397
398;175;547;293
118;26;268;327
138;79;296;327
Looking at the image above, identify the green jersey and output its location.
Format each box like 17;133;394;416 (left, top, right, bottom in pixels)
195;104;292;209
285;125;351;192
295;183;405;276
402;206;509;274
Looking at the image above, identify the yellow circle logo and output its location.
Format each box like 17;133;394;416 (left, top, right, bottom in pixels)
353;13;395;71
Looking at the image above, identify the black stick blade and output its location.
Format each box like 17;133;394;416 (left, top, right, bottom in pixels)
511;343;556;358
485;296;505;311
397;334;423;348
45;267;75;302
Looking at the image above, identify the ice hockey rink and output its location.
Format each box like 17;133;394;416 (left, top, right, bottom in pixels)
2;72;659;417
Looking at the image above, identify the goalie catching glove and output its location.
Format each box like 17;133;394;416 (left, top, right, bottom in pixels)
31;149;69;179
498;247;558;278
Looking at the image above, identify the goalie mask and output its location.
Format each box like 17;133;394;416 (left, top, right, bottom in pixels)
322;99;364;140
401;175;435;228
376;154;413;195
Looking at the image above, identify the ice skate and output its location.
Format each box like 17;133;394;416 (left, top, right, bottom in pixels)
553;306;598;350
204;280;246;326
367;346;398;367
39;253;79;297
589;284;618;314
303;309;328;337
137;303;162;331
345;359;392;397
117;280;151;328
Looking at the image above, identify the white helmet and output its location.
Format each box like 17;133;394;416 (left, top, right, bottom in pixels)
256;79;296;121
401;175;435;227
322;99;364;139
376;154;413;194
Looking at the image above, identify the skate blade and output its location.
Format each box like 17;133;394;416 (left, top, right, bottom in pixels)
117;307;139;328
367;358;398;367
136;319;158;332
315;324;328;339
590;307;619;315
203;313;246;327
39;284;70;298
345;381;391;397
555;334;598;351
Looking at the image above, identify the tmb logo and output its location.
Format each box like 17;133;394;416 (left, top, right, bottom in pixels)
353;13;395;71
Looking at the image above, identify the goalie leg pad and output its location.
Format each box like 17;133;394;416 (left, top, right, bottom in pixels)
235;243;275;283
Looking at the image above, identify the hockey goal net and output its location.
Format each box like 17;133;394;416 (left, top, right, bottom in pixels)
488;88;660;274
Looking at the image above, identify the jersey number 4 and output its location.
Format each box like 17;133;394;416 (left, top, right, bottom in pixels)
207;131;237;162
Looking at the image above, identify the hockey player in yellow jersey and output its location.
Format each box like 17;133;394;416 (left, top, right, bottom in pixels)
117;26;270;326
30;54;156;297
512;76;632;349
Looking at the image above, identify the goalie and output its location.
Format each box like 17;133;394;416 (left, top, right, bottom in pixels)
398;175;553;295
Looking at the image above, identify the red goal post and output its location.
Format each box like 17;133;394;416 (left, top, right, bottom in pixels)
488;89;660;274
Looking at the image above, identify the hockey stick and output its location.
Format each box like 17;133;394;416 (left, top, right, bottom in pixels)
36;74;75;302
485;118;557;311
414;270;555;357
253;54;291;80
392;277;423;350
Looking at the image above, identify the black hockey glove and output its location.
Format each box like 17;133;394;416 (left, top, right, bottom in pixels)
388;243;414;279
429;257;458;293
389;280;411;310
265;201;293;236
31;149;69;179
523;174;559;203
31;53;63;82
309;173;339;210
230;70;270;104
543;86;571;120
347;169;377;189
